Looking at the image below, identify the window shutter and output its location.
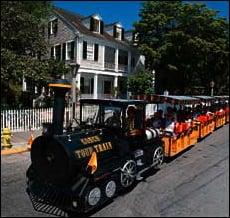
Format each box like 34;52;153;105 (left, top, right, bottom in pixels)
91;78;94;94
90;17;94;31
62;43;66;60
80;77;84;93
55;45;61;60
48;22;51;36
70;41;75;60
113;25;116;38
94;44;98;61
51;46;54;58
83;41;87;59
132;32;135;42
125;55;128;65
54;19;58;35
121;28;124;40
100;20;104;34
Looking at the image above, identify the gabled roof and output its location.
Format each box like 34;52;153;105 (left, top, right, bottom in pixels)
53;7;129;46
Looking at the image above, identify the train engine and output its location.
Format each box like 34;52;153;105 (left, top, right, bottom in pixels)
26;79;164;216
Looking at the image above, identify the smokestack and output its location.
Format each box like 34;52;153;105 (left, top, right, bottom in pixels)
49;79;71;135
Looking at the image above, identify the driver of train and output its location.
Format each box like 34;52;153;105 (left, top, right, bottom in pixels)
105;110;121;127
126;105;136;131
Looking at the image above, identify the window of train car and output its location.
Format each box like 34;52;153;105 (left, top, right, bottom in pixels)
81;103;100;126
104;106;122;128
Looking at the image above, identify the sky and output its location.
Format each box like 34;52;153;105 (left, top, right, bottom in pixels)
53;1;229;30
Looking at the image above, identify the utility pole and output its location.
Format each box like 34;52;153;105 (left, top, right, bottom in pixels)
70;63;80;120
210;81;215;97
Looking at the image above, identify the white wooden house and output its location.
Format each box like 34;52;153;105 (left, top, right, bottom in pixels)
45;7;145;99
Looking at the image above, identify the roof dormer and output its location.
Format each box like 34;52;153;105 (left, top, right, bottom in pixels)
81;14;104;34
113;22;124;41
90;14;103;34
104;22;125;40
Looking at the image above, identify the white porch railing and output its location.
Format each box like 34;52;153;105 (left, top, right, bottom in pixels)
118;64;128;72
104;62;115;70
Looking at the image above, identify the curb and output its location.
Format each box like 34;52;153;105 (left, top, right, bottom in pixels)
1;145;30;155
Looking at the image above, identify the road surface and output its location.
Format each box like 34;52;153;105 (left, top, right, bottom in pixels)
1;124;229;217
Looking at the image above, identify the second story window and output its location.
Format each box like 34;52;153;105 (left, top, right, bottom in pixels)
48;18;58;36
50;45;61;60
66;41;75;60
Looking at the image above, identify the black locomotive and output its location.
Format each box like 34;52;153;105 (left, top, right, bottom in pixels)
26;79;164;216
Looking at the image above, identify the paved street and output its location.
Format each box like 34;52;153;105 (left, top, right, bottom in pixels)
1;124;229;217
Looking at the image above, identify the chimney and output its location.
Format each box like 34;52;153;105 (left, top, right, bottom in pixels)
49;79;71;135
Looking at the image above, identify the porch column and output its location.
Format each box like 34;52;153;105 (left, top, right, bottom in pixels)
93;74;98;99
76;72;81;91
114;76;118;98
128;51;131;74
115;48;119;72
102;45;105;70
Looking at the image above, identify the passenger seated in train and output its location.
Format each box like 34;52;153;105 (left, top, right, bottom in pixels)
151;110;165;129
164;107;177;136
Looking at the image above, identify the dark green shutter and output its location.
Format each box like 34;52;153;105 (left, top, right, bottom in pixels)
70;41;75;60
54;19;58;35
113;25;116;37
80;77;84;94
56;45;61;60
91;78;94;94
100;20;104;34
121;28;124;40
83;41;87;59
94;44;98;61
51;46;54;58
90;17;94;31
48;22;51;36
62;43;66;60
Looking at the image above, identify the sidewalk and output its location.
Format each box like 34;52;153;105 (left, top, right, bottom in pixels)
1;129;42;155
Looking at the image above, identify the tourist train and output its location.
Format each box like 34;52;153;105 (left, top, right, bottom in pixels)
26;79;229;217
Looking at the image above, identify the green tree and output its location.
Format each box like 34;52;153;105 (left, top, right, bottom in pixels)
134;1;229;95
1;1;69;108
127;69;154;95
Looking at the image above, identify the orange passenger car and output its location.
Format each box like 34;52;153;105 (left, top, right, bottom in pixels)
145;95;201;157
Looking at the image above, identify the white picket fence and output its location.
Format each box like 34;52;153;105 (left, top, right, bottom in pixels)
1;104;157;133
1;107;72;133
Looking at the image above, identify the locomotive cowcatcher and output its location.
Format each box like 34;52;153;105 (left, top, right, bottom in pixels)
26;79;164;217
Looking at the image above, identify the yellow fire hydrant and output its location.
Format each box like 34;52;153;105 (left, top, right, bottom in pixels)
1;128;12;149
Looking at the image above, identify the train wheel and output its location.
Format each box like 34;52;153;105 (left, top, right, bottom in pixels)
152;146;164;169
120;160;137;188
105;180;116;198
86;187;101;207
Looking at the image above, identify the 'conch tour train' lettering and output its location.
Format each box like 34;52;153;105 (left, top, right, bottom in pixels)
75;141;113;158
80;135;101;145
